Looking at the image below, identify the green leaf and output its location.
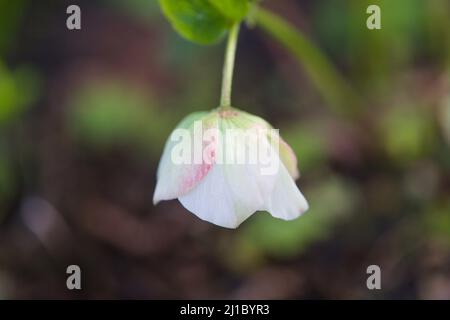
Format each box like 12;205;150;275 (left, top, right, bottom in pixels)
159;0;251;44
208;0;249;20
159;0;230;44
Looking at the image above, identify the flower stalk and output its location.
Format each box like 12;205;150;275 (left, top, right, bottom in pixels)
220;23;241;108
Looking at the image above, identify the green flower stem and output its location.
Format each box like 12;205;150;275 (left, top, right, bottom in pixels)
220;22;241;108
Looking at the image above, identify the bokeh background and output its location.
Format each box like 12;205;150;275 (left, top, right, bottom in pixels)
1;0;450;299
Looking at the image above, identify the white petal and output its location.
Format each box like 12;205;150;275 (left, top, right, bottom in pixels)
235;110;299;179
265;163;309;221
179;161;277;228
153;112;213;204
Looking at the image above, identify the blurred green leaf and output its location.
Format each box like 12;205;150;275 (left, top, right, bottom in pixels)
0;0;27;55
380;106;435;163
255;7;361;116
424;200;450;245
347;0;426;90
440;91;450;146
0;63;39;126
208;0;249;20
68;81;172;155
0;66;20;124
283;124;328;172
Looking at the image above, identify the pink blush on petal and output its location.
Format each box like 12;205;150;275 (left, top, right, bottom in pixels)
176;121;218;196
178;163;213;195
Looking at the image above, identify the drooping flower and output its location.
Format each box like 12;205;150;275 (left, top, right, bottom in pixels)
153;107;308;229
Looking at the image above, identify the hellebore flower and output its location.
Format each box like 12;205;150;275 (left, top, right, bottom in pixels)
153;107;308;228
154;21;308;228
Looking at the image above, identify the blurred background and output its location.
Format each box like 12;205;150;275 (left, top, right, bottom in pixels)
1;0;450;299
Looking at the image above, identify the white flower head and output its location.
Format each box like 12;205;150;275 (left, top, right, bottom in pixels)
153;107;308;228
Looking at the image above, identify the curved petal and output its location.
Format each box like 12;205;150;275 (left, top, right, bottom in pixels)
153;111;215;204
264;163;309;221
179;161;277;228
179;165;251;228
279;137;299;179
233;109;300;179
179;117;278;228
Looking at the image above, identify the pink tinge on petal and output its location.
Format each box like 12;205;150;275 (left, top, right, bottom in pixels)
154;111;221;204
218;109;239;118
179;163;213;195
177;136;217;196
